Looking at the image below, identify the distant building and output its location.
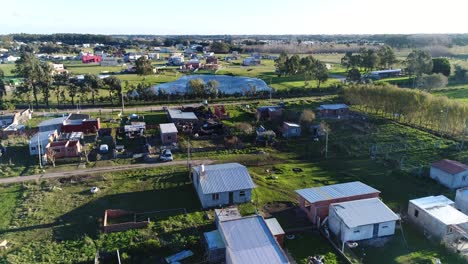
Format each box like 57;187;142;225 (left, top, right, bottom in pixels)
317;104;349;118
369;69;401;80
81;54;102;63
281;122;301;138
328;198;400;244
51;63;68;75
408;195;468;247
296;181;380;224
100;57;119;66
192;163;255;208
159;123;178;145
430;159;468;189
256;106;283;121
29;130;58;156
242;57;261;66
148;53;160;60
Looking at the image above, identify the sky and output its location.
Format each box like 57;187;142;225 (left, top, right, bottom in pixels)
1;0;467;35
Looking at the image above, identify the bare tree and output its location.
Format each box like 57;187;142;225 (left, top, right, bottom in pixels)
320;121;331;159
46;148;57;167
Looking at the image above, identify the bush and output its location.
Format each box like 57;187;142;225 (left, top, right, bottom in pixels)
416;73;448;90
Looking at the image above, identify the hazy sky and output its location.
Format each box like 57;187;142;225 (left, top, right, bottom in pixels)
2;0;467;35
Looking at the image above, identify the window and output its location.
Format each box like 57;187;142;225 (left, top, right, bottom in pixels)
353;230;360;233
381;226;388;229
414;209;419;217
448;227;453;234
212;193;219;201
31;147;36;151
54;149;61;153
167;136;172;140
239;191;246;197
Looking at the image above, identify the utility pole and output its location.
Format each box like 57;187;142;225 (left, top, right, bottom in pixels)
37;134;42;169
121;87;125;115
325;131;329;159
187;137;191;170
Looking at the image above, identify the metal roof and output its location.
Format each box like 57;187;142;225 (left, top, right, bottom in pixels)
296;181;380;203
265;218;285;236
38;116;68;127
370;69;402;74
318;104;349;110
432;159;468;175
30;130;57;143
204;230;226;250
219;215;289;264
193;163;255;194
167;109;198;121
331;198;400;228
160;123;178;134
410;195;468;225
283;122;300;127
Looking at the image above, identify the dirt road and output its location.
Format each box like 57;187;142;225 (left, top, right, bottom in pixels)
0;159;213;184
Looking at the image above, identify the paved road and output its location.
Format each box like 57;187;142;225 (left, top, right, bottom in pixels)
0;159;214;184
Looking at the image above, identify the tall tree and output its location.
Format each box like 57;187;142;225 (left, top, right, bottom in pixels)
274;52;289;77
377;45;397;69
406;50;433;77
286;55;301;75
206;80;220;98
14;52;42;108
135;56;154;76
53;72;70;107
67;79;79;106
103;76;122;105
81;74;102;105
432;58;451;77
341;52;353;71
39;63;53;107
360;48;379;72
187;78;206;97
313;61;329;89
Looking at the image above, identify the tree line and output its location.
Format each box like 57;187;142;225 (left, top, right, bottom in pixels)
343;84;468;138
274;52;329;88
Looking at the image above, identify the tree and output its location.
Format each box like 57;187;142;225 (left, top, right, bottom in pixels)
416;73;448;91
313;61;329;89
377;45;397;69
103;76;122;105
454;65;468;82
67;79;79;106
341;52;353;71
360;48;379;72
209;42;230;53
39;63;53;107
135;57;154;76
46;147;57;167
406;50;433;77
347;68;361;82
187;78;206;97
53;73;70;107
432;58;451;77
286;55;301;75
299;110;316;127
81;74;102;105
320;121;331;159
206;80;219;98
0;68;4;79
300;56;316;87
274;52;289;77
0;79;6;104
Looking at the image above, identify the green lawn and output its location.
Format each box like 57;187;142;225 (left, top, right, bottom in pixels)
433;84;468;103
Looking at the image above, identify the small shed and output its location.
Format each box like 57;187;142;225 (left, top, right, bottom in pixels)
124;122;146;138
256;106;283;121
328;198;400;244
296;181;380;224
265;218;286;247
317;104;349;118
160;123;178;145
204;230;226;263
282;122;301;138
167;109;198;123
456;187;468;215
430;159;468;189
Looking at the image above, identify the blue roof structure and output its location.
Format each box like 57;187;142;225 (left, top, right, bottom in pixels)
193;163;255;194
37;116;68;127
204;230;226;250
296;181;380;203
219;215;289;264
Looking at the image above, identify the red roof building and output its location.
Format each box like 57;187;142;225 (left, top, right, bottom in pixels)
82;54;102;64
62;118;100;134
430;159;468;189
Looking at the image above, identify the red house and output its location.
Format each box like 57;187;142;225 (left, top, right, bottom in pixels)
82;54;102;63
317;104;349;118
62;117;100;134
296;181;380;225
47;140;82;159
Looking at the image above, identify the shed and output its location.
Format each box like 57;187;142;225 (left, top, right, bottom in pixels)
256;106;283;121
204;230;226;263
167;109;198;123
328;198;400;244
408;195;468;245
265;218;286;247
456;188;468;215
159;123;178;145
296;181;380;224
282;122;301;138
192;163;255;208
218;215;289;264
317;104;349;118
430;159;468;189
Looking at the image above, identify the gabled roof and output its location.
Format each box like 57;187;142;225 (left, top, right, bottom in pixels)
296;181;380;203
432;159;468;175
265;218;285;236
193;163;255;194
30;130;57;143
318;104;349;110
410;195;468;225
38;116;68;127
167;109;198;121
331;198;400;228
219;215;289;264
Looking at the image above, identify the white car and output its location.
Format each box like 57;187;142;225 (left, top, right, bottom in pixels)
159;149;173;162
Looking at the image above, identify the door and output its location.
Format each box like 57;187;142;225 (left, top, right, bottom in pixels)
373;224;379;238
229;192;234;204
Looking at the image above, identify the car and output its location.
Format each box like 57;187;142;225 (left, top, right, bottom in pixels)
159;149;173;162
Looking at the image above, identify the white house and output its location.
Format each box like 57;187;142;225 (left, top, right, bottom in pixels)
29;130;58;156
408;195;468;245
37;116;69;132
242;57;261;66
100;57;119;66
456;188;468;215
328;198;400;245
430;159;468;189
192;163;255;208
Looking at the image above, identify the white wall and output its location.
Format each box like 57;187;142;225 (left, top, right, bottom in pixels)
408;202;447;240
430;167;468;189
455;190;468;215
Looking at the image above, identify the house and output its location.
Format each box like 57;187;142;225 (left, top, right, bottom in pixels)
61;114;100;134
81;54;102;63
456;188;468;215
1;55;20;63
408;195;468;247
51;64;68;75
168;55;184;66
37;116;69;132
0;109;31;129
430;159;468;189
185;59;202;70
265;218;286;247
192;163;255;208
167;109;198;124
148;53;160;60
46;140;82;159
160;123;178;145
205;211;289;264
214;105;230;119
282;122;301;138
328;198;400;244
100;57;119;66
206;56;218;64
242;57;261;66
124;122;146;138
29;130;58;155
317;104;349;118
256;106;283;121
296;181;380;224
369;69;401;80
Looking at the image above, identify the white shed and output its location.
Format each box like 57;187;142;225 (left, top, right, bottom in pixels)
430;159;468;189
456;188;468;215
328;198;399;244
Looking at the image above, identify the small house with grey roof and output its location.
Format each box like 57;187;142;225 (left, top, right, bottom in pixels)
430;159;468;189
192;163;255;208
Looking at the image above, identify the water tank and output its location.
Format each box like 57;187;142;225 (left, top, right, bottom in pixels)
455;188;468;215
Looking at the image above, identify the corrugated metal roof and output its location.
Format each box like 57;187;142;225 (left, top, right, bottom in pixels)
30;130;57;143
167;109;198;120
331;198;400;228
160;123;178;134
283;122;300;127
204;230;226;250
38;116;68;127
296;181;380;203
219;215;289;264
432;159;468;175
410;195;468;225
265;218;285;236
193;163;255;194
318;104;349;110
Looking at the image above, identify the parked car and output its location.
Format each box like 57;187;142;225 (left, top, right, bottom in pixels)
159;149;173;162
